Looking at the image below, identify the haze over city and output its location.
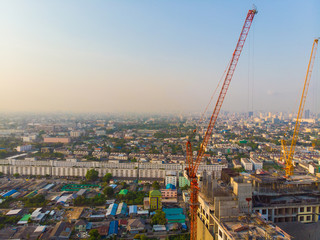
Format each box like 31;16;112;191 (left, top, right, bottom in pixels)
0;0;319;114
2;2;320;240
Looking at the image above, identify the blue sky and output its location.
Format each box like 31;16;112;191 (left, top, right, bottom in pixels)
0;0;319;113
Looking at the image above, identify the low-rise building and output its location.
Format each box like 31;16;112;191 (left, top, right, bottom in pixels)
182;191;190;203
44;137;70;144
149;190;162;210
250;158;263;170
178;172;190;188
127;219;145;234
16;145;32;152
241;158;253;171
161;189;177;203
165;171;177;187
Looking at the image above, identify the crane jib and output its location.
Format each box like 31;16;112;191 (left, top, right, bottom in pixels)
187;8;257;240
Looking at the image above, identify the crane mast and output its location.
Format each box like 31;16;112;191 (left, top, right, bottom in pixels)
186;9;257;240
282;38;319;177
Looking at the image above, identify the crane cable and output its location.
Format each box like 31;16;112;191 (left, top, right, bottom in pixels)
195;59;231;135
284;57;310;140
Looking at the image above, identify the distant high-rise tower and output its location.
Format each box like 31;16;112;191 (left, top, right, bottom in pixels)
248;111;253;118
305;109;310;119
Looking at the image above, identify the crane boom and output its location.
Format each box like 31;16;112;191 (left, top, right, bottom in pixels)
283;38;319;177
191;9;257;176
187;8;257;240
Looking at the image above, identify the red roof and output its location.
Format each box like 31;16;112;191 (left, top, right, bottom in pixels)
119;219;128;226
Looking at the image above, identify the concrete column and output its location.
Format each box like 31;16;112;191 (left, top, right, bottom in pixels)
272;208;275;222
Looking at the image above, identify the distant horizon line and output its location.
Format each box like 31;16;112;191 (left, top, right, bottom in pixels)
0;110;317;116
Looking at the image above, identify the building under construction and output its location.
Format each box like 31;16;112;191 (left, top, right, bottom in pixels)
251;173;320;223
196;170;293;240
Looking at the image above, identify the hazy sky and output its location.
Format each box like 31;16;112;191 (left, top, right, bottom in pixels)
0;1;319;114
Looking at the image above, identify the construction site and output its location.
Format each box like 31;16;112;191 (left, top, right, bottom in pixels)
181;5;320;240
195;169;320;239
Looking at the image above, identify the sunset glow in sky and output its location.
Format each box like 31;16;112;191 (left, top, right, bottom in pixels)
0;0;319;114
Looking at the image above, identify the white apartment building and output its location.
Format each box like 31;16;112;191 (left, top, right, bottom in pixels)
70;131;83;138
250;158;263;170
165;171;177;187
0;159;227;180
16;145;32;152
241;158;253;171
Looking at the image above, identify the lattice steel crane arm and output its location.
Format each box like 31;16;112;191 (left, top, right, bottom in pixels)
284;38;319;176
190;9;257;176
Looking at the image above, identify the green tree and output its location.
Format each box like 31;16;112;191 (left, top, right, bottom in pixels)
152;181;160;190
151;210;166;225
23;194;47;207
103;186;114;197
120;181;128;188
88;229;101;240
103;173;112;183
86;169;99;182
140;234;147;240
180;185;189;191
134;234;141;239
13;173;20;178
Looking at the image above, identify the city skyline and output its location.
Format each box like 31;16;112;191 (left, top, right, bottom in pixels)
0;1;319;114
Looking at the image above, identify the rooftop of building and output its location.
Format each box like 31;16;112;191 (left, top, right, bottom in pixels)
119;189;128;195
285;174;320;185
149;190;162;197
250;173;286;184
222;214;291;240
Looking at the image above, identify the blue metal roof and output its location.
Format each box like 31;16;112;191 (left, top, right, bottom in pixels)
116;202;127;215
43;183;55;190
108;220;119;235
107;203;118;216
166;184;176;189
129;205;137;214
3;189;17;198
86;222;92;230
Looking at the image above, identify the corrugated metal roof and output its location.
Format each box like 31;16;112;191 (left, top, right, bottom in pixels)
106;203;118;216
129;205;137;214
166;214;185;220
108;220;119;235
116;202;127;215
6;209;22;215
163;208;183;215
2;189;17;197
43;183;55;190
153;225;166;231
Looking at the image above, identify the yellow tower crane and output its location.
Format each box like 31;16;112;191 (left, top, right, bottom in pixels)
281;38;319;177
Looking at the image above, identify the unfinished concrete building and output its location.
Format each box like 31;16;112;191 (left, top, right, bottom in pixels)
251;173;320;223
196;171;292;240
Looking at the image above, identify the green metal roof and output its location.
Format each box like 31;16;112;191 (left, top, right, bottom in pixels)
61;184;101;191
149;190;161;197
163;208;183;215
20;214;31;221
119;189;128;195
166;214;185;220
